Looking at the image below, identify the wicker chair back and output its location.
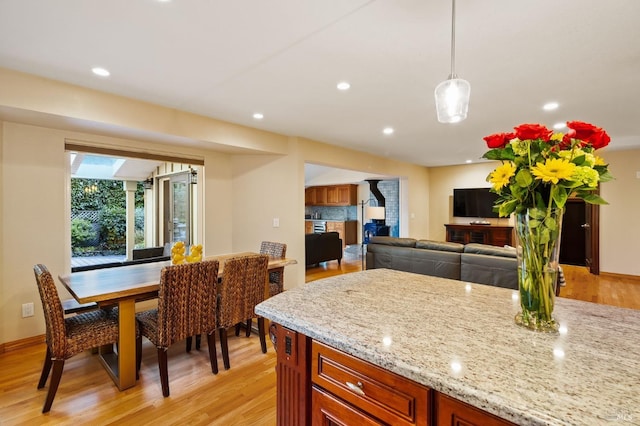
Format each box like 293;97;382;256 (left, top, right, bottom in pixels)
156;260;219;348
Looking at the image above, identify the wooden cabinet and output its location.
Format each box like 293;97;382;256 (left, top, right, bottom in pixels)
445;224;513;247
273;324;517;426
312;341;430;426
312;386;383;425
305;221;314;234
436;393;516;426
326;221;357;247
306;185;357;206
306;186;327;206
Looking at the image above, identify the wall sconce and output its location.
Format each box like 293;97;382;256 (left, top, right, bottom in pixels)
143;178;153;190
189;168;198;185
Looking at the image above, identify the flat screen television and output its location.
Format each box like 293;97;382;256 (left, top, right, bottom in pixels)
453;188;500;218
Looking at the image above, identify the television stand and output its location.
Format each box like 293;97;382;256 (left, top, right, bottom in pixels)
445;224;513;247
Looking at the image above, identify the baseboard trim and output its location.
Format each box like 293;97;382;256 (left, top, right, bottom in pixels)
0;334;45;354
600;271;640;283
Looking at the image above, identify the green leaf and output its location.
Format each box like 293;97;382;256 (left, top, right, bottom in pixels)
528;219;541;228
598;170;615;182
482;149;515;161
572;155;586;166
581;193;609;205
544;216;557;231
551;185;568;208
499;199;518;217
515;169;533;188
529;208;546;219
539;228;551;245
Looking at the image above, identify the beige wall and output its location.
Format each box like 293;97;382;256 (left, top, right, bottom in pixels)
598;149;640;276
428;149;640;276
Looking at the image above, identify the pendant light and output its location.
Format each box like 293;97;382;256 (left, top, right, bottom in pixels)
434;0;470;123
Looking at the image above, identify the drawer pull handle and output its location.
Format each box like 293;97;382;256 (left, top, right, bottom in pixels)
346;381;365;396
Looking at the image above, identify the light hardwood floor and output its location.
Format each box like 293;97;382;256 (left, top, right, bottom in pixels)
1;253;638;425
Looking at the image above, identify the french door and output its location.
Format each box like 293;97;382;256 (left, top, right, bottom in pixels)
161;172;191;246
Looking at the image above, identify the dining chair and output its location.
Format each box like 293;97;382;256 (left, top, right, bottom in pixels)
218;254;269;369
33;264;120;413
259;241;287;298
135;260;219;397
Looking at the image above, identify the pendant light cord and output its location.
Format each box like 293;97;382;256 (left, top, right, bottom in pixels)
450;0;457;79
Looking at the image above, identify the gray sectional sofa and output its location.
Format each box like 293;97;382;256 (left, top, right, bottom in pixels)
366;236;518;289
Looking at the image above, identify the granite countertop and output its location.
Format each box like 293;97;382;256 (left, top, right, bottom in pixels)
255;268;640;426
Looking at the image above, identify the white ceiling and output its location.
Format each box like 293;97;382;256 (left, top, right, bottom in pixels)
1;0;639;167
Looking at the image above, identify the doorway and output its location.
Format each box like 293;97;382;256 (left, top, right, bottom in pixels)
559;199;600;273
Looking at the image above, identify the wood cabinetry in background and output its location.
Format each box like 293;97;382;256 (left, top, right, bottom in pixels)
305;184;357;206
305;186;327;205
304;221;314;234
326;221;357;247
445;224;513;247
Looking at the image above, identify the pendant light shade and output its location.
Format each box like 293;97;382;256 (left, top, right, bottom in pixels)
435;0;470;123
435;77;470;123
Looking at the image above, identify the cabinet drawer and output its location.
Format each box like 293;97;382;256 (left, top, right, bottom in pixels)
312;341;429;426
312;385;383;425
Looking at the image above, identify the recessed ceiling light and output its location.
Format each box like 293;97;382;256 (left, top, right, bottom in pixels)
91;67;110;77
336;81;351;91
382;127;394;135
553;122;567;130
253;113;264;120
543;102;559;111
465;159;472;164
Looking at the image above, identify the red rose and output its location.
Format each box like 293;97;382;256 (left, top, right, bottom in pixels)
514;123;552;141
483;132;514;149
566;121;611;149
588;129;611;149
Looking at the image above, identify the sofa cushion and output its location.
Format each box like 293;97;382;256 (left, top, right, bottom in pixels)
416;240;464;253
366;244;461;280
463;243;517;258
460;253;518;289
369;236;417;247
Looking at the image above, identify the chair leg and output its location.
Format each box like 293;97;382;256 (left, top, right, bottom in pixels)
258;317;267;354
207;332;218;374
195;334;201;350
42;359;64;413
136;335;142;380
219;328;230;370
38;346;53;389
158;348;170;397
235;323;242;336
186;336;192;353
245;319;252;337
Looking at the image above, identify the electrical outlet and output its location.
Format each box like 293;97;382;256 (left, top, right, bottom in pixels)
22;302;34;318
273;217;280;228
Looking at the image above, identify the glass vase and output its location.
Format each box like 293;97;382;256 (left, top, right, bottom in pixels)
514;207;564;332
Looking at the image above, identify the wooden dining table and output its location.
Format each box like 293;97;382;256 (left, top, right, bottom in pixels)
58;252;296;391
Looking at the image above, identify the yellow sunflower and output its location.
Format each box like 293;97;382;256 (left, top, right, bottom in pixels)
531;158;576;184
488;162;516;190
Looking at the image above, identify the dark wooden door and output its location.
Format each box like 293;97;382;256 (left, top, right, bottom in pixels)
560;199;587;266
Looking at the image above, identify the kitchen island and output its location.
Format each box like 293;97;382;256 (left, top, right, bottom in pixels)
255;268;640;425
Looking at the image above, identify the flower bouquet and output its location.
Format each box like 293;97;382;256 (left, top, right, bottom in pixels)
482;121;613;331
